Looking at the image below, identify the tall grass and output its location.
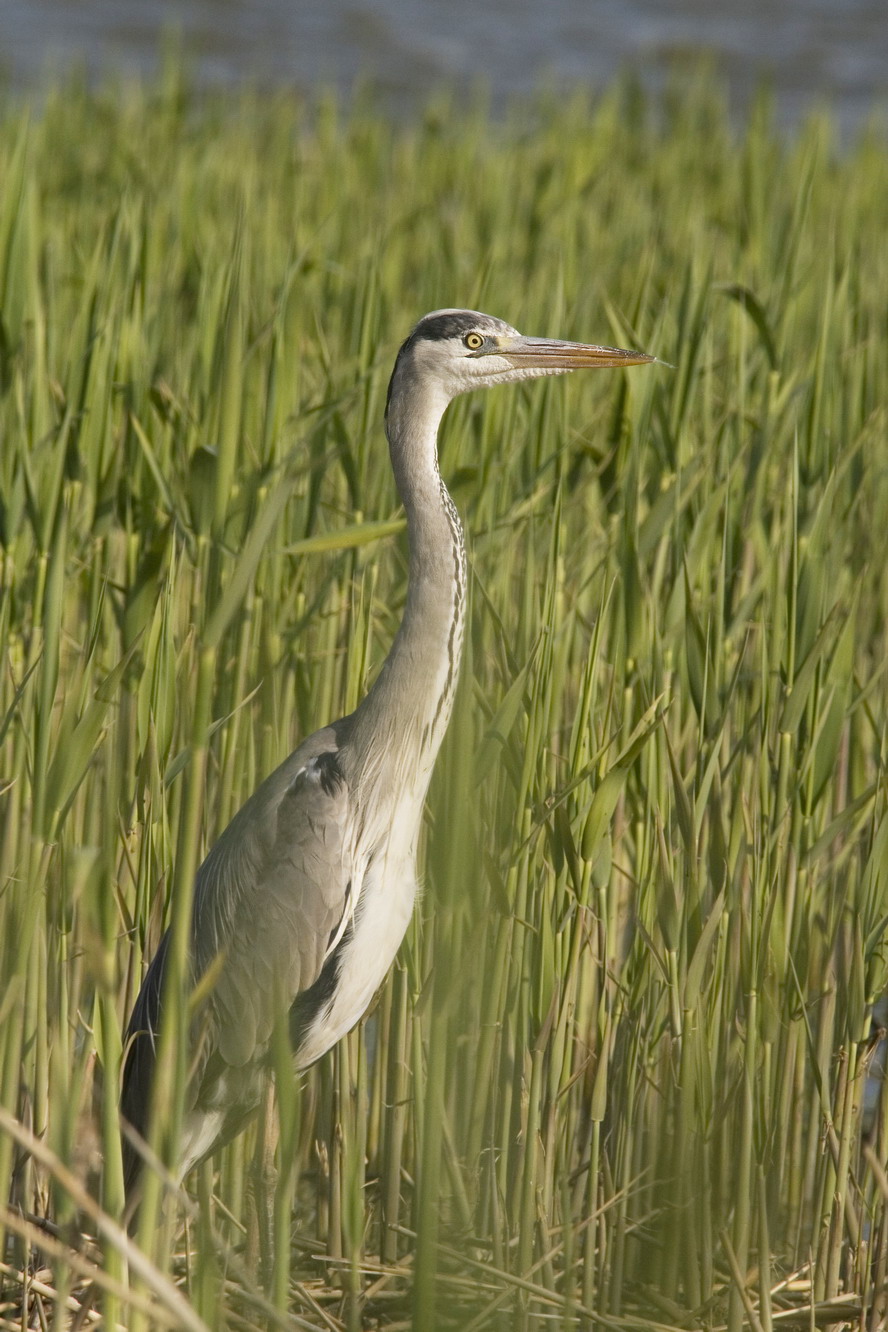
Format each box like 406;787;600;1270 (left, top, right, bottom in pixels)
1;64;888;1329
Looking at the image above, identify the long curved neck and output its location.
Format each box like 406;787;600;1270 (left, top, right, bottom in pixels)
347;377;467;801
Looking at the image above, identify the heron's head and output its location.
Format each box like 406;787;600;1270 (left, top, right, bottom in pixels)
386;309;654;418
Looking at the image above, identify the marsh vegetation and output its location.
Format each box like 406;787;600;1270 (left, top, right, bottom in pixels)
1;68;888;1328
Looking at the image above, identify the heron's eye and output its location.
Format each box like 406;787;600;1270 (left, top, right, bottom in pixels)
464;332;484;351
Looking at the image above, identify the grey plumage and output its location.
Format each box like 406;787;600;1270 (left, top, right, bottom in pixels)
121;309;653;1193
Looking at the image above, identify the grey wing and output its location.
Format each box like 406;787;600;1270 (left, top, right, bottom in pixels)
121;727;355;1161
192;740;355;1070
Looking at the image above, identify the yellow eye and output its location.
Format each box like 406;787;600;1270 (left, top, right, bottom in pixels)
464;332;484;350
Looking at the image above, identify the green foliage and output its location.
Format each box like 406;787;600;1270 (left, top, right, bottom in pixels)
1;67;888;1329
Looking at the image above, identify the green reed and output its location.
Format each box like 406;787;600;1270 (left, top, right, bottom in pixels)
1;63;888;1329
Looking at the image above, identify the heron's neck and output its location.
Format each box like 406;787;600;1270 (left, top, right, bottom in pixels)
348;381;466;800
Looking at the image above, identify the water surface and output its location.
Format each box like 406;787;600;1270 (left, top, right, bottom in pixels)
3;0;886;135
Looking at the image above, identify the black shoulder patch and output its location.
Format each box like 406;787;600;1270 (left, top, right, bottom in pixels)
286;750;345;802
314;750;345;797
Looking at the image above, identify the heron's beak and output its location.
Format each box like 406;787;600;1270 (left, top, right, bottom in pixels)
496;335;655;370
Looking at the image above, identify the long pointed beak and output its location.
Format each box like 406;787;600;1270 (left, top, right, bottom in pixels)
496;335;655;370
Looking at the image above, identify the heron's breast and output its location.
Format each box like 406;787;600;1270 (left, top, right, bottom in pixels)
294;811;420;1068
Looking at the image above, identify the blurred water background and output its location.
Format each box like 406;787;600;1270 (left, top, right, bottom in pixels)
2;0;887;136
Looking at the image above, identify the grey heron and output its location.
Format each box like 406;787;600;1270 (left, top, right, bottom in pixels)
120;308;654;1195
